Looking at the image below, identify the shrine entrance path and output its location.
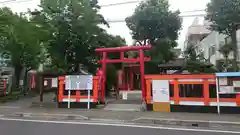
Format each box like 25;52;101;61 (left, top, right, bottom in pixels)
103;90;144;111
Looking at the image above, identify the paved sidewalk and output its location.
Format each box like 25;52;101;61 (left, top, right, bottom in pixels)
1;93;54;108
1;107;240;126
4;108;239;122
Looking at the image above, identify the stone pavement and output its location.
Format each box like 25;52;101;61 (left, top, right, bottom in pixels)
1;92;240;129
0;106;240;129
2;92;54;108
103;104;143;111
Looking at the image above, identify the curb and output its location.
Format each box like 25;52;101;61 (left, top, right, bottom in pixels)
6;112;89;120
132;117;240;129
3;112;240;129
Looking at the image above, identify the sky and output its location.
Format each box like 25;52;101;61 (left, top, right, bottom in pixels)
0;0;210;49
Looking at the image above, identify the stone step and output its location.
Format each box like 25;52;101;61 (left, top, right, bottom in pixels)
110;99;142;104
119;91;142;100
103;103;144;112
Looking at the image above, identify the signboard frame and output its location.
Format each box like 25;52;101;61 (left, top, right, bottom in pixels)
64;75;93;109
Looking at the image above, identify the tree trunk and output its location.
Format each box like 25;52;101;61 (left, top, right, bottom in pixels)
231;30;238;71
23;68;30;95
12;65;23;93
224;55;229;72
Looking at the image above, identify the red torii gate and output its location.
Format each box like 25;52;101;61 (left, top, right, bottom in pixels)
95;45;152;103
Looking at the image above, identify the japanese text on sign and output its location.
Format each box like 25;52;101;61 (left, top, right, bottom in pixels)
65;75;93;90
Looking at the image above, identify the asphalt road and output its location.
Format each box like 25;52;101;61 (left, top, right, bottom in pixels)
0;119;236;135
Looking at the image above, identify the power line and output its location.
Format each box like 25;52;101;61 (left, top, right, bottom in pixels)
0;0;140;5
106;14;206;23
0;0;17;4
100;1;206;13
0;0;32;4
0;0;138;5
100;0;140;7
1;0;140;6
1;0;206;23
100;1;205;14
1;0;205;14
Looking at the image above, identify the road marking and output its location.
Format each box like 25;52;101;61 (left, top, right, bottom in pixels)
0;117;239;134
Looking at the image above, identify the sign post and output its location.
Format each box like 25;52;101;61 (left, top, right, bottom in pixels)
86;75;93;110
87;89;90;109
216;77;220;114
65;75;93;109
65;76;71;109
68;90;71;109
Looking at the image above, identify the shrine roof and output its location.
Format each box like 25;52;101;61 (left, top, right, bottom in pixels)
158;58;185;68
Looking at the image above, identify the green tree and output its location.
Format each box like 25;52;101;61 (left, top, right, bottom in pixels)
183;43;218;73
206;0;240;71
30;0;128;96
125;0;182;73
218;43;234;72
0;7;47;92
33;0;109;74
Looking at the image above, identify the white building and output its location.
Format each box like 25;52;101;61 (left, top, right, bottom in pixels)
197;31;240;66
185;17;240;68
184;18;211;50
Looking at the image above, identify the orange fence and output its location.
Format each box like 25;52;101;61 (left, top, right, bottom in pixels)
58;76;99;103
145;74;240;107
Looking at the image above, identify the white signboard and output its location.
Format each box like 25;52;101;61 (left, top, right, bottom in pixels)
122;92;128;100
51;78;58;87
152;80;170;102
219;86;234;94
219;77;228;86
65;75;93;90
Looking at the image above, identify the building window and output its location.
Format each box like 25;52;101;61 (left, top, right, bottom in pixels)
209;45;216;56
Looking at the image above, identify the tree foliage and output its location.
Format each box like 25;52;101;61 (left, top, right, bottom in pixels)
125;0;182;73
0;0;130;95
0;7;48;90
183;43;218;73
218;43;234;72
206;0;240;71
32;0;106;73
32;0;126;74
